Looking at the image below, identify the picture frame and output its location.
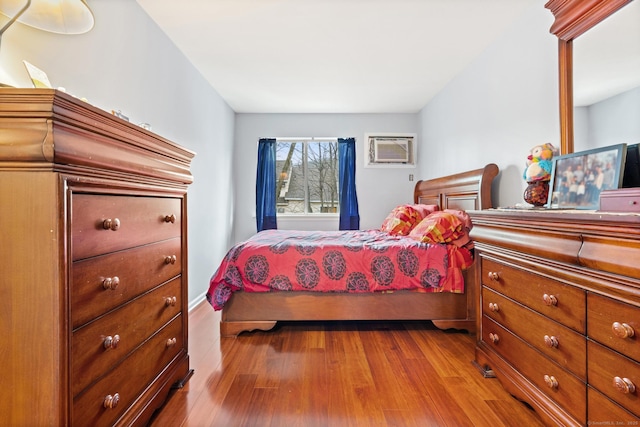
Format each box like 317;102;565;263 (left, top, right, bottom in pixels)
622;143;640;188
547;143;627;209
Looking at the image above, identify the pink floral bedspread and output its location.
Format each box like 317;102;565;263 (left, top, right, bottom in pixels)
206;229;472;310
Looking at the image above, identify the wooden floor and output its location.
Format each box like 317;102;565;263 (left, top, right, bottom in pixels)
149;301;545;427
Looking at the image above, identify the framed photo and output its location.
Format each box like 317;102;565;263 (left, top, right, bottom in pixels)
547;143;627;209
622;143;640;188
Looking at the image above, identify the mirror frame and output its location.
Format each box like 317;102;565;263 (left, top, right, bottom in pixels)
545;0;633;155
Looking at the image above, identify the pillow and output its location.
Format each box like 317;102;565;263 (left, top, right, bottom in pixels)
380;205;423;235
412;204;439;218
444;209;472;231
408;211;465;244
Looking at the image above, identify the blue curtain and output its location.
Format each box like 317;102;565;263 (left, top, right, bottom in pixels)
256;138;277;232
338;138;360;230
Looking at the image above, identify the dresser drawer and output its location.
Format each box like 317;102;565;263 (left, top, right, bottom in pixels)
588;387;639;423
588;340;640;417
483;287;586;379
72;314;184;427
482;316;587;423
588;293;640;362
71;238;182;328
72;194;181;260
72;277;182;397
481;256;586;333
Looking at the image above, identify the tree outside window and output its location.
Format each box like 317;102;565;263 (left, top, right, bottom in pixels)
276;139;339;215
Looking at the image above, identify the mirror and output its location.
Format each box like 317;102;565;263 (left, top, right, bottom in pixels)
545;0;636;155
573;0;640;152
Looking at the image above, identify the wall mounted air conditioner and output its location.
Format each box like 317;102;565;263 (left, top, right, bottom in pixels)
364;133;416;167
373;137;410;162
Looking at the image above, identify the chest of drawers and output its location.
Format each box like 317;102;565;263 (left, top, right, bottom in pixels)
470;209;640;426
0;89;195;426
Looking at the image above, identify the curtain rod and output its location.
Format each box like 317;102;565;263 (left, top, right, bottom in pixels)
270;137;340;142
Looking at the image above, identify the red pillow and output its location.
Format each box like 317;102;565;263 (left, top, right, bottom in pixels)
412;204;439;218
380;205;423;235
408;211;465;244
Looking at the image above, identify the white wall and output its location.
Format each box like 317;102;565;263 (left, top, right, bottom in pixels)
233;114;420;242
575;86;640;150
418;3;560;208
1;0;235;308
233;3;566;238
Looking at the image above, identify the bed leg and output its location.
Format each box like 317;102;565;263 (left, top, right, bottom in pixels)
431;319;475;333
220;320;278;337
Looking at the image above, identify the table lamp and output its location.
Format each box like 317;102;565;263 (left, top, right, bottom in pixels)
0;0;94;86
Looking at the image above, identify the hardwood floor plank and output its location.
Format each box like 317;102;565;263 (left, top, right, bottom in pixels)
149;302;545;427
359;328;429;412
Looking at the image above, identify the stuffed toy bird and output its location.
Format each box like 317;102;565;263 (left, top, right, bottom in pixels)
523;143;558;182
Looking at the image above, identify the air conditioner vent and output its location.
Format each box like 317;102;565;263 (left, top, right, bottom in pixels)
365;134;416;167
373;138;410;162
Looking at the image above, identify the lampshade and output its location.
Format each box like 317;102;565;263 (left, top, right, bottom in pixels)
0;0;94;35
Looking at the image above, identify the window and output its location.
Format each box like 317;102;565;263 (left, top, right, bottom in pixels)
276;138;339;215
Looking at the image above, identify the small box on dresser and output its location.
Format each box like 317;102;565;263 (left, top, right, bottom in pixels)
469;208;640;426
600;188;640;213
0;89;195;426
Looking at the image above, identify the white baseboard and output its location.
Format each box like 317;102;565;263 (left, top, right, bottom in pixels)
188;292;207;312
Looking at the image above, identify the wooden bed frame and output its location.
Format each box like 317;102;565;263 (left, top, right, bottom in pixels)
220;163;499;337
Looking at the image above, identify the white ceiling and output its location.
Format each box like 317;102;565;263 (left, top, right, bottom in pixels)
136;0;538;113
136;0;639;113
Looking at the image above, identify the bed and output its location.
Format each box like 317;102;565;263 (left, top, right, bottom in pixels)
208;163;499;337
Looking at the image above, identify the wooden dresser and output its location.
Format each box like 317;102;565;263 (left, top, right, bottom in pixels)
0;89;195;426
470;208;640;426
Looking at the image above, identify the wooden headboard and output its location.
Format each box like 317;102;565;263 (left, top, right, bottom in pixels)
413;163;499;211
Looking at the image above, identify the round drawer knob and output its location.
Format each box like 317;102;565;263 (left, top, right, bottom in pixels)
488;302;499;312
166;337;177;348
164;214;176;223
164;255;177;265
543;294;558;307
102;218;121;231
103;393;120;409
165;296;177;307
612;322;635;339
613;377;636;394
488;333;499;344
103;334;120;350
544;375;558;389
487;272;499;281
102;276;120;290
544;335;559;348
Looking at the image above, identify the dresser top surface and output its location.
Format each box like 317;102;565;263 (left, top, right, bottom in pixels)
470;207;640;224
0;88;194;186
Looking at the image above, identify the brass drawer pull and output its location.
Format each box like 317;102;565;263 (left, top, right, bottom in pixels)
102;276;120;290
102;218;121;231
613;377;636;394
103;335;120;350
544;335;559;348
543;294;557;306
164;214;176;223
488;333;499;344
103;393;120;409
488;302;499;312
165;296;177;307
544;375;558;389
164;255;177;265
166;338;177;348
487;271;499;281
612;322;635;339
